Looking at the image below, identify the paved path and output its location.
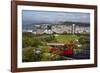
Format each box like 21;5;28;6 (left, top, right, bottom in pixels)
47;43;64;46
61;56;75;60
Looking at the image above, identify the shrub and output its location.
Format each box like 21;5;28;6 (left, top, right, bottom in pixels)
78;36;90;44
44;35;56;42
62;31;67;35
22;47;34;62
31;38;44;47
22;37;32;48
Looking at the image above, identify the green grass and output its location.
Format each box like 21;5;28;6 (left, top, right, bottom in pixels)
32;34;80;43
54;34;80;43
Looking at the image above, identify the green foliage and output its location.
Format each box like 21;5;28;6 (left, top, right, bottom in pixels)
31;38;44;47
62;31;67;34
45;35;55;42
78;36;90;49
78;36;90;44
41;52;51;61
38;45;51;53
41;35;57;42
22;47;34;62
52;32;56;34
41;53;60;61
22;37;32;48
23;32;34;37
22;32;46;48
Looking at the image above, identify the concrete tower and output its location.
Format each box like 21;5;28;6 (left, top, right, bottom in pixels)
72;24;75;34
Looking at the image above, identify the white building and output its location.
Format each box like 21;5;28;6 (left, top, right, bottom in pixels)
52;25;72;34
75;26;90;34
23;23;90;34
44;29;53;34
22;29;33;32
51;24;90;34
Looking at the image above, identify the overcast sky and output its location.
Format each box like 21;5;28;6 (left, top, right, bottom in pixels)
22;10;90;25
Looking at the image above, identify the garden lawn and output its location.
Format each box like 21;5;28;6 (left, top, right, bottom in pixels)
54;34;80;43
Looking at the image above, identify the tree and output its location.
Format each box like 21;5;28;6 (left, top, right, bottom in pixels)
31;38;44;47
23;32;34;37
47;25;52;30
22;47;34;62
22;37;31;48
63;31;67;34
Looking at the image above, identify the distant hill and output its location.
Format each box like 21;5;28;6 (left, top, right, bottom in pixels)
61;21;90;26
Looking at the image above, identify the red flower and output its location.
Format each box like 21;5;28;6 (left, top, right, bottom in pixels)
50;48;57;53
61;48;73;56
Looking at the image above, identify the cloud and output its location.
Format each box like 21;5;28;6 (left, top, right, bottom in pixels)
22;10;90;25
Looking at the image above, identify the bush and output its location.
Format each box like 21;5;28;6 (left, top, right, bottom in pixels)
78;36;90;49
22;37;32;48
22;45;52;62
23;32;34;37
22;47;34;62
62;31;67;35
78;36;90;44
44;35;56;42
22;36;46;48
52;32;56;34
31;38;44;47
